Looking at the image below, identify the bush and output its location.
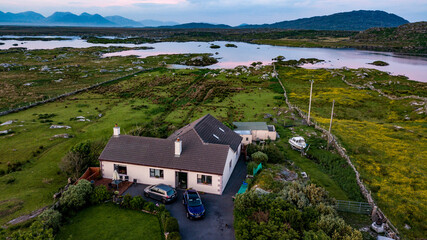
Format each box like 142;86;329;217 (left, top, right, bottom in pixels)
90;185;112;205
160;210;171;229
168;231;182;240
143;201;156;212
130;196;145;210
263;145;285;163
164;217;179;233
121;194;132;209
38;209;62;232
10;221;54;240
251;151;268;164
247;161;258;175
60;179;93;211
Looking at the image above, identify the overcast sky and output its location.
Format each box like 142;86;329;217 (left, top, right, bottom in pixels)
2;0;426;25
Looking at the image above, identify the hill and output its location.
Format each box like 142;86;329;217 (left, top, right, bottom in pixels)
351;21;427;53
44;12;114;26
105;16;143;27
160;22;232;29
242;10;409;31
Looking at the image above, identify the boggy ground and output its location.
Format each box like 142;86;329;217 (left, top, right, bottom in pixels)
0;51;425;239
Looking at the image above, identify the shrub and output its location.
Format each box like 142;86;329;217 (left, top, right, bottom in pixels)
10;221;54;240
160;210;171;229
4;176;16;184
168;231;182;240
247;161;258;175
303;230;330;240
263;145;285;163
90;185;111;205
121;194;132;209
38;209;62;232
251;151;268;164
60;179;93;211
130;196;145;210
246;144;260;156
143;202;156;212
164;217;179;233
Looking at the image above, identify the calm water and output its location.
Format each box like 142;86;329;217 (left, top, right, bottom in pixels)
1;37;426;82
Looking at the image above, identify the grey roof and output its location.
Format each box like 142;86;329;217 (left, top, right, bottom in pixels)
99;114;242;175
170;114;242;152
234;130;251;135
233;122;269;131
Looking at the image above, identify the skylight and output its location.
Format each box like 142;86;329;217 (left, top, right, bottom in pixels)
213;134;219;140
219;127;225;132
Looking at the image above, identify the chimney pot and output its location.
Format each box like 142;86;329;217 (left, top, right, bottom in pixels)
113;124;120;137
175;138;182;156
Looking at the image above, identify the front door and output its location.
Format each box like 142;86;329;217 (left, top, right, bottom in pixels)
176;172;188;189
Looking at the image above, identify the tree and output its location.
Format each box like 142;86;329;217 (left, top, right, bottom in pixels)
59;140;105;180
251;151;268;164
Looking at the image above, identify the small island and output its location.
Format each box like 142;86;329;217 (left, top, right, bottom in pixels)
210;44;221;49
0;42;4;45
369;60;389;66
225;43;237;48
182;55;218;66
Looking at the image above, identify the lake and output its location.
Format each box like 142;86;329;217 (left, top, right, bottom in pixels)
1;37;426;82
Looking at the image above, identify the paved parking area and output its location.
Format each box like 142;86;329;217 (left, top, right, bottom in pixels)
124;158;247;240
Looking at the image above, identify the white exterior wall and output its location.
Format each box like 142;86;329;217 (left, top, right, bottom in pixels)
221;144;241;193
252;130;276;141
100;160;223;195
240;134;252;145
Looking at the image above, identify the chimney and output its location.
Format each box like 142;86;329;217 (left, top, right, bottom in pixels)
113;124;120;137
175;138;182;157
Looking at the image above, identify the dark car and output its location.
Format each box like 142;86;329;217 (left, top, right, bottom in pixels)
182;189;205;219
143;184;177;204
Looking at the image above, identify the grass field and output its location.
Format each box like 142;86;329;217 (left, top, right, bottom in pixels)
1;46;425;239
55;204;162;240
276;64;426;239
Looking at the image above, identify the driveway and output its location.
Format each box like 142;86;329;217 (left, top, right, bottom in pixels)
124;157;247;240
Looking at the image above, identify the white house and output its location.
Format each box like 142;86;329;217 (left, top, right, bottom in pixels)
233;122;277;145
99;114;242;195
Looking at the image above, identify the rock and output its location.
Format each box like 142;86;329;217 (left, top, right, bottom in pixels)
99;69;108;73
264;113;272;119
54;79;63;83
0;120;15;126
52;133;70;139
40;66;50;71
404;224;411;230
0;129;10;135
49;125;71;129
272;118;278;123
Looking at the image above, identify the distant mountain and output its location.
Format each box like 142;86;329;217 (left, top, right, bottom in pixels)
105;16;143;27
138;19;179;27
0;11;45;23
241;10;409;31
161;22;232;29
45;12;114;26
0;10;409;30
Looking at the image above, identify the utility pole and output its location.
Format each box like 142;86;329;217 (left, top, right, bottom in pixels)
307;80;314;125
328;100;335;149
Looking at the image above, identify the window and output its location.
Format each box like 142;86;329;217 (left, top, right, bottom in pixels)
115;165;127;175
246;137;249;141
229;159;232;169
197;174;212;185
150;168;164;178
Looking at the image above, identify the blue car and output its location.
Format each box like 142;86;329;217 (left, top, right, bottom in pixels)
182;189;205;219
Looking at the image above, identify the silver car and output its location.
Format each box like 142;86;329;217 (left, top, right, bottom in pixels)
143;184;177;204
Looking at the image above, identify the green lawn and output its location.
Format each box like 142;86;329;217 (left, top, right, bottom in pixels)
55;204;162;240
